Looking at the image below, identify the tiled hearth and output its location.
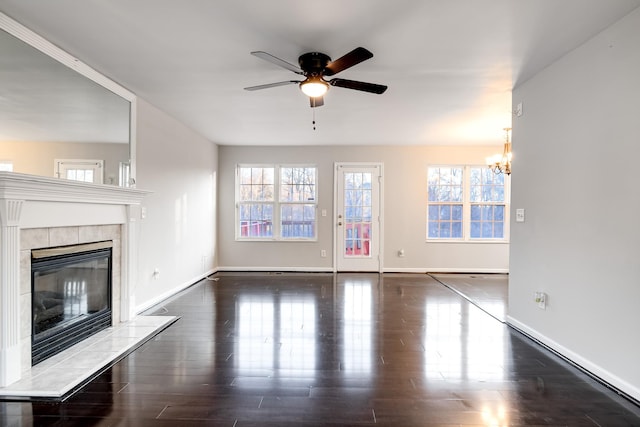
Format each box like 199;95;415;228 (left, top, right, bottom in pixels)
0;172;159;394
0;315;177;398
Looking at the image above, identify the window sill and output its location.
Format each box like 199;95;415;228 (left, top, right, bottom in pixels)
235;238;318;243
425;239;509;244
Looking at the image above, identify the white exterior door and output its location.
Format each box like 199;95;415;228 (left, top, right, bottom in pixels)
335;163;382;272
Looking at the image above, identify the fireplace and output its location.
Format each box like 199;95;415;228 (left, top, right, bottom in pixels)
31;241;113;365
0;172;148;387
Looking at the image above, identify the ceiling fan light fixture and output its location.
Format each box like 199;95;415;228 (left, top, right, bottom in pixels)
247;47;386;106
300;76;329;97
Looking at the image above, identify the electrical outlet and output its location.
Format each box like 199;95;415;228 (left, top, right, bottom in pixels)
534;292;547;309
320;249;327;258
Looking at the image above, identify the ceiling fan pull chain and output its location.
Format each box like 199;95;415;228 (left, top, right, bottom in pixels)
312;108;317;130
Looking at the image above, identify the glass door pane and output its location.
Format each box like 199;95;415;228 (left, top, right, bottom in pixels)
344;172;372;257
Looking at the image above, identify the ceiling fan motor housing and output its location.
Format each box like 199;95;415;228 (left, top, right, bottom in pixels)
298;52;331;76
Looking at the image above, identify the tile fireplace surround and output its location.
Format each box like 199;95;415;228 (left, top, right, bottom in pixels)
0;172;151;389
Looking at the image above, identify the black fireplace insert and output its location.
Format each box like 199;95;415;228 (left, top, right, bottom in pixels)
31;241;112;365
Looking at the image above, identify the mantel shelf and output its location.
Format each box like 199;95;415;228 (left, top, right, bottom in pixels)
0;172;150;205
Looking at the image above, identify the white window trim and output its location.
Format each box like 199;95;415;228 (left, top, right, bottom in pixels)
235;163;318;242
0;160;13;172
426;164;510;243
54;158;104;184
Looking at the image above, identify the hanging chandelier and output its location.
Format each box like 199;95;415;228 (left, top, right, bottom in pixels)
486;127;512;175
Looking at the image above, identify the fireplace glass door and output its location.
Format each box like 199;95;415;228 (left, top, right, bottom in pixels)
31;244;112;364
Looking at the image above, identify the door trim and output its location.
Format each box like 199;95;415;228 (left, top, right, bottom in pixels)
333;162;384;272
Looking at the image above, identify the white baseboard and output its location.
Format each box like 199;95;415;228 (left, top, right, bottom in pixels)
135;269;217;314
217;266;508;274
427;268;509;274
507;316;640;403
383;268;429;273
383;267;509;274
216;266;334;273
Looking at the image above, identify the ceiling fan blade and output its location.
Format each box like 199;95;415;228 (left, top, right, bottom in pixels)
324;47;373;76
329;78;388;94
310;96;324;108
244;81;300;91
251;51;303;75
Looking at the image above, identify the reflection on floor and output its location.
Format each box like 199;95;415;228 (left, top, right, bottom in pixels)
1;272;638;426
430;273;508;322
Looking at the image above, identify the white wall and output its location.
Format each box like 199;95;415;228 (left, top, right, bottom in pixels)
134;98;218;311
218;144;509;272
509;8;640;400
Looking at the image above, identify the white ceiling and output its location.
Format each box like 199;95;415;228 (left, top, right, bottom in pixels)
1;0;639;147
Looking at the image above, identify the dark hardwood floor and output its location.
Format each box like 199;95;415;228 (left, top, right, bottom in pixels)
429;273;509;322
2;272;639;426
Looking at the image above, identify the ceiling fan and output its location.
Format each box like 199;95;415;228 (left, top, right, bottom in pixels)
244;47;387;108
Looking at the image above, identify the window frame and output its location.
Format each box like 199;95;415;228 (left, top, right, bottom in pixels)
54;159;104;184
426;166;464;240
426;165;510;243
235;163;318;242
0;160;13;172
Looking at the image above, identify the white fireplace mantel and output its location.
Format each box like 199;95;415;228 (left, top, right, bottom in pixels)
0;171;148;205
0;172;150;387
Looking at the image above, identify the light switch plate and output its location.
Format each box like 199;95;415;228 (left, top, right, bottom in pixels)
515;102;523;117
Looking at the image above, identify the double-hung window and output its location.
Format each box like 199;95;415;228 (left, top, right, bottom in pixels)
237;165;317;240
469;168;506;239
0;161;13;172
427;167;464;239
427;166;508;241
54;159;104;184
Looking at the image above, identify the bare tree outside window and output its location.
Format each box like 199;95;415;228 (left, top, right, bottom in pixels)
237;165;317;240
